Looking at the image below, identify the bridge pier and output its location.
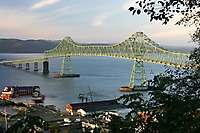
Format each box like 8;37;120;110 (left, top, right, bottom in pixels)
34;62;39;71
129;61;146;88
52;56;79;78
18;64;22;69
25;63;30;71
60;56;72;76
43;61;49;75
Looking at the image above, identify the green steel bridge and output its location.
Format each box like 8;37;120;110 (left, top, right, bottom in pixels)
0;32;190;88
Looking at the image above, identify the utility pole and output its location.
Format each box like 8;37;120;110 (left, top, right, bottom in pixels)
4;107;7;132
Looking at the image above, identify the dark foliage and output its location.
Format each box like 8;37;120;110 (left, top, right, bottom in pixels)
105;68;200;133
128;0;200;25
129;0;200;47
6;115;48;133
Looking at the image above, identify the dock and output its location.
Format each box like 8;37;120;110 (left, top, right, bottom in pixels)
67;99;126;112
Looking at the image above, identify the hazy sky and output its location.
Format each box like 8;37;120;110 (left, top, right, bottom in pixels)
0;0;196;47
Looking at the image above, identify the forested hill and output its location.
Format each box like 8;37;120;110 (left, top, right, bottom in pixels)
0;39;58;53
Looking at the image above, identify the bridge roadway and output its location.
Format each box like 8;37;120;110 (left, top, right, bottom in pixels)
0;57;48;64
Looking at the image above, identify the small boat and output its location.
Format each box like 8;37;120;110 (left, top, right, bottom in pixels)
119;86;134;92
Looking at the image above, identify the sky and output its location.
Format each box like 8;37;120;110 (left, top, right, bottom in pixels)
0;0;196;47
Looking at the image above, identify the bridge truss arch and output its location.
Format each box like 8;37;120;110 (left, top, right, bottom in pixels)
45;32;190;88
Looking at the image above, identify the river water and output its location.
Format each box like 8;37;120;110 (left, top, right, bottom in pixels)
0;53;165;110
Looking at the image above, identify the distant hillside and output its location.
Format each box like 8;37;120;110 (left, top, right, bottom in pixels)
0;38;193;53
0;39;58;53
162;45;194;53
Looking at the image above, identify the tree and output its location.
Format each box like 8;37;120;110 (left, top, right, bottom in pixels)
128;0;200;25
6;115;49;133
99;1;200;133
102;68;200;133
128;0;200;46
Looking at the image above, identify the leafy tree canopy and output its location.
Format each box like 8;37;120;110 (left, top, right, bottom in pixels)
128;0;200;25
129;0;200;45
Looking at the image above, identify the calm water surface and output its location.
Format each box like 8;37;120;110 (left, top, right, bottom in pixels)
0;53;165;110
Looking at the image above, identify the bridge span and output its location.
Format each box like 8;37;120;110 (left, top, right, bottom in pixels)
0;32;190;88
